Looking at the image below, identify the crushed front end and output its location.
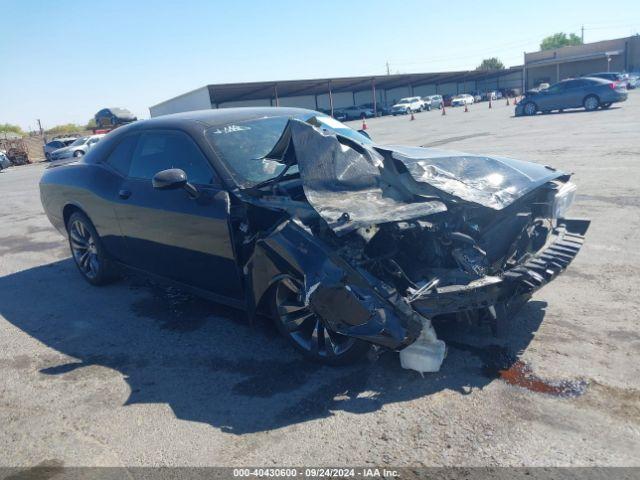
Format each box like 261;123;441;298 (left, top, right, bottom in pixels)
233;118;589;370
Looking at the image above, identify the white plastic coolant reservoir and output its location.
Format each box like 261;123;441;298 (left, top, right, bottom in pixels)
399;321;447;374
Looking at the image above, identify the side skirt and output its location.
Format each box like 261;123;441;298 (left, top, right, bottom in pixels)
114;262;247;311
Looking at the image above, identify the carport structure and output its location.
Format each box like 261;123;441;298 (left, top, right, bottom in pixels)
149;67;523;117
207;67;523;115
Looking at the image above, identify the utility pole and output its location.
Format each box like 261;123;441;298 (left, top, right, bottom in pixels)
37;119;43;136
386;61;390;75
581;25;584;43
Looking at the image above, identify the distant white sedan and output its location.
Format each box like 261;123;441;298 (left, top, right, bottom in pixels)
451;94;475;107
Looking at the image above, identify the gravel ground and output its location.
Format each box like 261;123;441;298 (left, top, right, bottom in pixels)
0;94;639;467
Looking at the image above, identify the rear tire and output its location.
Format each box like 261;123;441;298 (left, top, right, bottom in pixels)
67;212;119;286
583;95;599;111
271;278;370;365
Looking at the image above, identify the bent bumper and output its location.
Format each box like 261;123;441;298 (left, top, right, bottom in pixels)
412;218;590;317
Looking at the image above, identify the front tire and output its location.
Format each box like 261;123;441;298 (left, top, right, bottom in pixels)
67;212;118;286
523;102;537;116
583;95;599;111
272;278;370;365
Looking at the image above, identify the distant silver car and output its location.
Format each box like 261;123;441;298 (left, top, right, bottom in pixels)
49;134;104;160
43;137;78;161
423;95;443;109
337;105;375;120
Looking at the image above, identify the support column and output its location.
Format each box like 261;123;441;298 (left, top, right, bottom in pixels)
273;84;279;107
371;78;377;116
328;80;334;116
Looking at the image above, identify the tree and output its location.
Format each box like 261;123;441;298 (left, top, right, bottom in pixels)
0;123;24;136
85;118;97;130
540;32;583;51
476;57;505;71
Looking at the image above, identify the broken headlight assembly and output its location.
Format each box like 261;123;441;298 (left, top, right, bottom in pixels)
553;182;577;219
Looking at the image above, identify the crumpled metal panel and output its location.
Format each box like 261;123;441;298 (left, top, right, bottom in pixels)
378;145;565;210
287;120;447;236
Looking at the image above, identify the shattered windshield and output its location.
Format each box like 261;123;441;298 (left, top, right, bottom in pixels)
205;114;372;187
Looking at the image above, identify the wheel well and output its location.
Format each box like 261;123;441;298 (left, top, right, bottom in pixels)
62;204;83;230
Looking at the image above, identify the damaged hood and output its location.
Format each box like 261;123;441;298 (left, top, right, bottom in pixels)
377;145;564;210
279;119;565;235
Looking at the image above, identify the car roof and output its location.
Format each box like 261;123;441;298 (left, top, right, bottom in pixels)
578;77;612;84
107;107;134;115
128;107;315;130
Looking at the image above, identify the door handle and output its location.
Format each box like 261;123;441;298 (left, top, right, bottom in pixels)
118;189;131;199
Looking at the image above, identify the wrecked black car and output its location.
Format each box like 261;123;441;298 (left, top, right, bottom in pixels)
39;107;589;370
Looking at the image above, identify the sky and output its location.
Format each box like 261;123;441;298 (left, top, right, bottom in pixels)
1;0;639;130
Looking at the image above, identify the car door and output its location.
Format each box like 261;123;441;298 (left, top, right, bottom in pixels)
537;82;568;110
113;129;244;301
559;80;586;107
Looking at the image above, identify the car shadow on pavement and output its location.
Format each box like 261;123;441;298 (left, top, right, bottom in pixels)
0;258;546;435
513;106;622;118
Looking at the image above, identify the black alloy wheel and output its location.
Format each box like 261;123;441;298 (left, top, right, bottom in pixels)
67;212;118;285
273;277;369;365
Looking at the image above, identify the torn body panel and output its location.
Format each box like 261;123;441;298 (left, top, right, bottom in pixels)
245;218;426;351
286;120;447;236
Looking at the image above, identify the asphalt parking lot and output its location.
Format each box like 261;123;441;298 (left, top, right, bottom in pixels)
1;95;639;467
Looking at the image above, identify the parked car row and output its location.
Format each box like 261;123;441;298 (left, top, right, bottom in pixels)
585;71;637;90
320;87;521;121
47;134;105;161
43;136;78;160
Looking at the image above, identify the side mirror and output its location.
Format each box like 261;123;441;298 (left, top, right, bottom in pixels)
357;129;371;140
152;168;187;190
152;168;199;198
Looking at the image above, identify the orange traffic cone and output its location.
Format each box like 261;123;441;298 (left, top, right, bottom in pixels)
410;111;415;121
464;103;469;113
361;118;368;130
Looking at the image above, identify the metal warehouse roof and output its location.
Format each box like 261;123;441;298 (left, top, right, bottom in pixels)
204;67;523;105
525;50;623;67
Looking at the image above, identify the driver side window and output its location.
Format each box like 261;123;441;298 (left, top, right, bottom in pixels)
547;83;566;94
128;130;216;185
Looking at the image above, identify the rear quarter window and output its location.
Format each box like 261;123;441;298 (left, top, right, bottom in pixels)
104;135;138;175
